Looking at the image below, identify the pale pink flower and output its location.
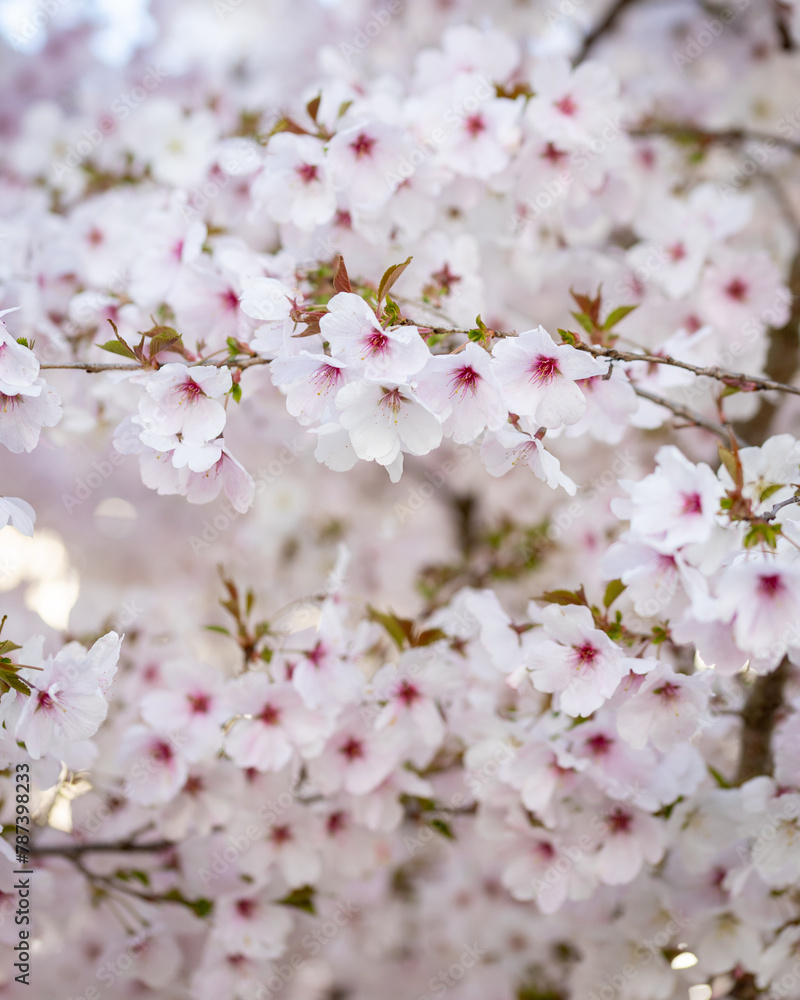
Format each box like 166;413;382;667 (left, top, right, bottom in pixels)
491;326;608;428
321;293;430;381
252;133;336;230
223;675;329;771
414;342;506;443
526;604;629;717
615;663;712;751
139;363;232;445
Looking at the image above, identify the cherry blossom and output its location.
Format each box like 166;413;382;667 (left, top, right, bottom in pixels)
524;604;633;716
414;341;507;443
491;326;609;428
3;6;800;1000
321;292;430;381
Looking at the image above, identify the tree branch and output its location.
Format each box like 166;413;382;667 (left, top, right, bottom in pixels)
29;840;174;857
632;385;745;445
734;657;791;785
573;0;639;65
630;123;800;155
576;343;800;397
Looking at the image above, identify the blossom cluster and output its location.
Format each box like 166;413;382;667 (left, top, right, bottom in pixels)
2;0;800;999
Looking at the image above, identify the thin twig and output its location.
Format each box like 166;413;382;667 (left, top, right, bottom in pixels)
39;357;270;372
574;343;800;398
632;385;745;445
763;495;800;521
630;123;800;155
29;839;173;857
573;0;638;64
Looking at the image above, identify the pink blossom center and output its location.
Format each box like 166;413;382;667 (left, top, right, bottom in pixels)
271;824;293;844
681;492;702;515
758;574;784;599
379;387;404;412
184;775;204;795
535;841;556;860
221;289;240;312
586;733;613;756
311;364;343;393
0;392;22;410
296;162;319;183
607;808;632;834
684;314;702;333
573;642;598;669
465;114;486;137
364;330;390;356
340;737;364;760
188;692;211;714
307;641;326;667
396;680;421;705
449;365;481;396
667;241;686;262
725;278;748;302
350;133;376;159
259;703;281;726
335;209;352;229
178;379;204;402
236;898;257;918
555;95;577;116
653;682;680;701
327;811;347;835
36;690;54;711
152;740;174;763
529;355;561;386
541;142;567;164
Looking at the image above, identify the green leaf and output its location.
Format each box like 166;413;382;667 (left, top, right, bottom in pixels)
430;818;455;840
467;314;490;344
306;94;321;123
229;382;242;403
366;606;409;650
277;885;316;914
557;328;580;347
743;523;782;549
0;639;22;656
537;588;587;607
162;889;214;916
759;483;785;503
708;766;731;789
204;625;231;635
0;669;31;696
602;304;637;330
148;327;182;359
571;311;595;335
603;579;626;609
377;256;412;307
99;338;138;360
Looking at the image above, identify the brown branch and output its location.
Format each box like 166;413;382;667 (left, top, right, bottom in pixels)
29;840;173;857
573;0;639;64
577;343;800;397
39;357;270;372
630;123;800;155
631;385;745;445
734;657;791;785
